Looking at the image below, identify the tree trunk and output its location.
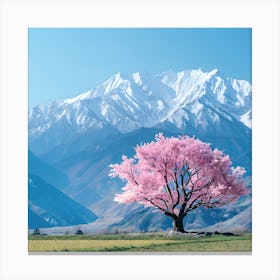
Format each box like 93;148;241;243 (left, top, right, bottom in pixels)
164;212;186;233
172;216;185;233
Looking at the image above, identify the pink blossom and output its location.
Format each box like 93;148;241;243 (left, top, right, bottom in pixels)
109;134;249;232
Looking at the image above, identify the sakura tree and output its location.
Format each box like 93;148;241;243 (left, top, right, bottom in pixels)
109;134;248;233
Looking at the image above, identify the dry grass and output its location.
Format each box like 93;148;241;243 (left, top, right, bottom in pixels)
28;233;251;252
28;239;178;252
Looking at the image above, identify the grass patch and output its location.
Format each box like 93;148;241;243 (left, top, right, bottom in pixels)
28;239;179;252
28;233;251;252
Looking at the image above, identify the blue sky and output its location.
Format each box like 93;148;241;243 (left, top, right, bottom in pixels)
28;28;251;107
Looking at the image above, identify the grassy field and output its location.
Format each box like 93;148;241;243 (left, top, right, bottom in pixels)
28;233;252;252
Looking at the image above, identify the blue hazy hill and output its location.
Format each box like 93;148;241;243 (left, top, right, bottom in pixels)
28;174;98;228
28;150;69;191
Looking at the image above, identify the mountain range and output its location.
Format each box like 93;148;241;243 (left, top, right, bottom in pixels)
28;68;252;233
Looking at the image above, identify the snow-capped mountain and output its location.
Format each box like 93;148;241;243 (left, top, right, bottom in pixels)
28;68;252;232
29;69;251;155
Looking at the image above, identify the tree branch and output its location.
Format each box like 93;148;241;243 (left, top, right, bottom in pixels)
154;197;169;211
144;198;166;212
163;172;174;203
171;170;181;211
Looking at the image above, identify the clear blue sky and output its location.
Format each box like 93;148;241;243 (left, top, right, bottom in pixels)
28;28;251;107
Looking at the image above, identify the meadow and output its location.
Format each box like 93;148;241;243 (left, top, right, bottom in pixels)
28;232;252;252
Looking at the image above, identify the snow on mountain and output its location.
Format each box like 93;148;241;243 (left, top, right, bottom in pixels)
158;69;251;133
29;69;251;155
240;110;252;128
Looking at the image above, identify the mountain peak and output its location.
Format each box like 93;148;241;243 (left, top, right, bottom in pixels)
29;68;251;152
63;90;92;105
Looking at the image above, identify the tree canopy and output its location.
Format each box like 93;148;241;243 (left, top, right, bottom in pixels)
110;134;248;232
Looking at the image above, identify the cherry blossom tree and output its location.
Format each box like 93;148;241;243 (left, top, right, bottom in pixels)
109;134;248;233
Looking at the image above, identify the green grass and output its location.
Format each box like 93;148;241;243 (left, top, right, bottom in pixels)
28;233;252;252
